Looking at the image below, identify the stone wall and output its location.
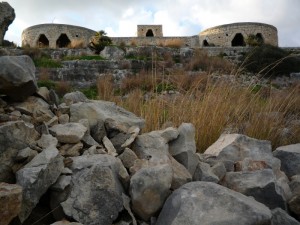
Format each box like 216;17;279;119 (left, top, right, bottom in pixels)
22;24;96;48
137;25;163;37
111;36;199;48
199;22;278;47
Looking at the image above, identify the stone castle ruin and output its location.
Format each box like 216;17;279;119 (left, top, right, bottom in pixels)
21;22;279;49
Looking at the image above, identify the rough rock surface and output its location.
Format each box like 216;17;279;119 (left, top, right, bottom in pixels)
0;2;15;45
169;123;198;176
0;121;39;168
0;55;37;101
271;208;300;225
130;164;173;220
70;100;145;129
273;144;300;178
16;147;64;222
49;123;87;144
156;181;272;225
61;154;129;225
0;183;22;225
222;169;288;209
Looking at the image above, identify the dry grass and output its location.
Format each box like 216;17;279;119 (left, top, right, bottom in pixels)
185;49;234;73
164;39;184;48
68;39;85;49
97;71;300;152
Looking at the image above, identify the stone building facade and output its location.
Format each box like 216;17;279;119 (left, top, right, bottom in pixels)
137;25;163;37
22;24;96;48
21;22;278;49
199;22;278;47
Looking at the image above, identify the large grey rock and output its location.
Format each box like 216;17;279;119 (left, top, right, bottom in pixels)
70;100;145;129
132;130;170;165
271;208;300;225
169;123;198;176
222;169;288;210
63;91;88;105
0;2;15;45
16;147;64;222
273;144;300;178
290;175;300;194
0;183;22;225
170;156;192;190
0;121;39;167
193;161;219;183
204;134;273;163
130;164;172;220
156;181;272;225
0;55;37;101
61;154;129;225
49;123;87;144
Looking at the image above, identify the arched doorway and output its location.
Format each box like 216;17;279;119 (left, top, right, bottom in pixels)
231;33;245;46
256;33;264;44
146;29;154;37
37;34;49;48
56;33;71;48
203;40;209;47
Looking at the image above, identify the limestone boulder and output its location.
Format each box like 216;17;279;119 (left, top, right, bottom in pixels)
61;154;129;225
49;123;87;144
204;134;273;163
169;123;198;176
0;183;22;225
222;169;289;210
13;95;55;124
16;147;64;222
273;144;300;178
129;164;173;221
0;55;37;101
0;121;39;167
271;208;300;225
156;181;272;225
70;100;145;129
63;91;88;105
0;2;15;45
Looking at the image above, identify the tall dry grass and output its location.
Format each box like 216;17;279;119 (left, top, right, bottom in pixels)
68;39;85;49
96;71;300;152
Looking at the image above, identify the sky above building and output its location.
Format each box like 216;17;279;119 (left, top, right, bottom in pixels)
4;0;300;47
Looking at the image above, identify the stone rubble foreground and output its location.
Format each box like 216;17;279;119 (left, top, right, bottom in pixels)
0;55;300;225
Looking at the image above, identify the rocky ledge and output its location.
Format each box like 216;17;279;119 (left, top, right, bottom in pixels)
0;55;300;225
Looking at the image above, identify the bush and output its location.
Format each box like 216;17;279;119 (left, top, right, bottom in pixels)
243;44;300;76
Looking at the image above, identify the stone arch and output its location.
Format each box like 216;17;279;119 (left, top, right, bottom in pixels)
146;29;154;37
203;40;209;47
256;33;264;44
231;33;245;46
37;34;49;48
56;33;71;48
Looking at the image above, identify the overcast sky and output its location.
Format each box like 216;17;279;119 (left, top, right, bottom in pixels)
4;0;300;47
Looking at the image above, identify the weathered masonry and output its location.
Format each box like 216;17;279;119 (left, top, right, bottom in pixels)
21;22;278;49
199;22;278;47
137;25;163;37
22;24;96;48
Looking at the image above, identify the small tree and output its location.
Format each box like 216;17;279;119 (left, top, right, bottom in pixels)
89;30;112;54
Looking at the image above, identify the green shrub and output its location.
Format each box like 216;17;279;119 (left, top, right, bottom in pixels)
79;86;98;99
34;57;62;68
243;44;300;76
63;55;105;61
88;30;112;54
37;80;56;89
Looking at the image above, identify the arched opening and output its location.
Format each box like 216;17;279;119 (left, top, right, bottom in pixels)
256;33;264;44
37;34;49;48
203;40;209;47
56;33;71;48
146;29;154;37
231;33;245;46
